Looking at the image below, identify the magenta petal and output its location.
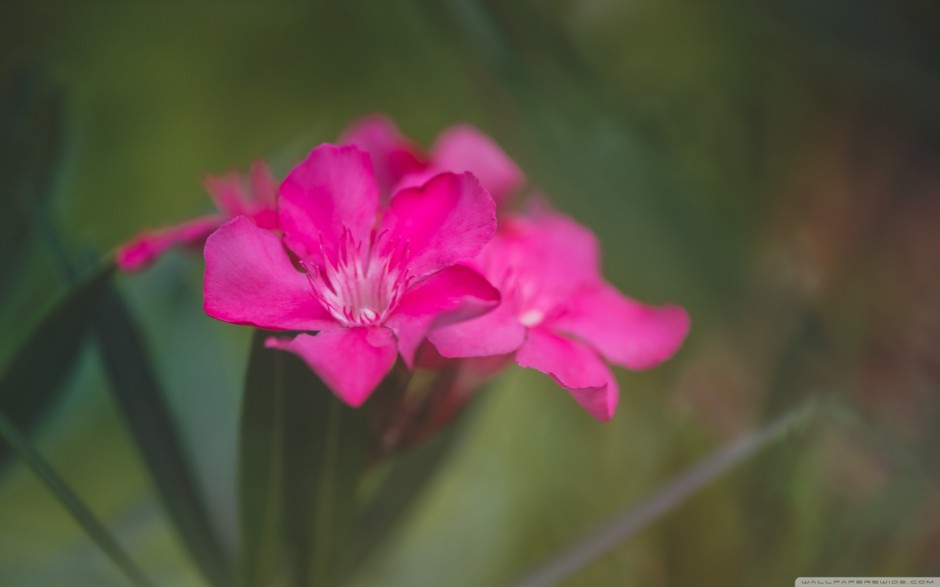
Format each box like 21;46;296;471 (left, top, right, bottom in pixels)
381;172;496;277
385;265;500;367
340;115;426;196
391;168;440;195
428;303;527;359
205;161;277;227
515;327;619;421
250;208;279;230
498;209;602;296
265;327;397;407
278;144;380;261
116;215;221;272
249;160;278;208
204;173;248;218
247;162;279;229
431;124;524;205
553;283;690;370
203;216;334;331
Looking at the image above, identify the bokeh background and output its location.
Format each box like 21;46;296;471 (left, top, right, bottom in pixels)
2;1;940;585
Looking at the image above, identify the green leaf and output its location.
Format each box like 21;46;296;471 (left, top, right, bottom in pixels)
0;263;114;469
239;331;373;587
94;287;234;587
10;66;231;587
0;68;67;296
0;408;155;587
238;332;286;587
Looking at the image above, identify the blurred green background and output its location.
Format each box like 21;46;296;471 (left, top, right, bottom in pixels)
2;1;940;585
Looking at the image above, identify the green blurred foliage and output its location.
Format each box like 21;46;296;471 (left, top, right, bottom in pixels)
2;1;940;585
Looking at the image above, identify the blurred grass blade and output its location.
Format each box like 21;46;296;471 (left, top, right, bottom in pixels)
14;68;232;584
0;68;67;296
0;408;155;587
94;287;234;587
509;401;818;587
0;263;114;469
240;331;372;587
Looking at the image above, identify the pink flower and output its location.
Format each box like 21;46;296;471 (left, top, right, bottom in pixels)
118;115;519;272
341;115;525;207
203;144;500;407
428;205;691;421
116;161;278;271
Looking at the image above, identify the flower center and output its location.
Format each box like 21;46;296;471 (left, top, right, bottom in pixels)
305;227;411;327
518;308;545;327
494;266;550;328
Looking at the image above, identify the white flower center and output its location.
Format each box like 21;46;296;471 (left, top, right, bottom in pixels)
491;264;553;328
518;308;545;327
305;227;411;327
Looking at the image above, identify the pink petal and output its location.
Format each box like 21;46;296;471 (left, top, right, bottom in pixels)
552;283;689;370
391;168;440;195
514;327;619;421
203;216;334;331
116;215;221;272
428;303;527;359
430;124;524;205
340;115;426;196
265;327;397;407
385;265;500;367
249;160;278;209
204;161;278;229
250;208;279;230
278;144;380;262
494;209;602;297
204;172;248;218
381;172;496;278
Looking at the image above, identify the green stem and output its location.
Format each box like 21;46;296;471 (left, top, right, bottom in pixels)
310;398;343;587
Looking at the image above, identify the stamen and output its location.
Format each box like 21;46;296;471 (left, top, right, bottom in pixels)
304;226;411;327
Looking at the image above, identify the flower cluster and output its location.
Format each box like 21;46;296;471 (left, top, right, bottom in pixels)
119;116;689;420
